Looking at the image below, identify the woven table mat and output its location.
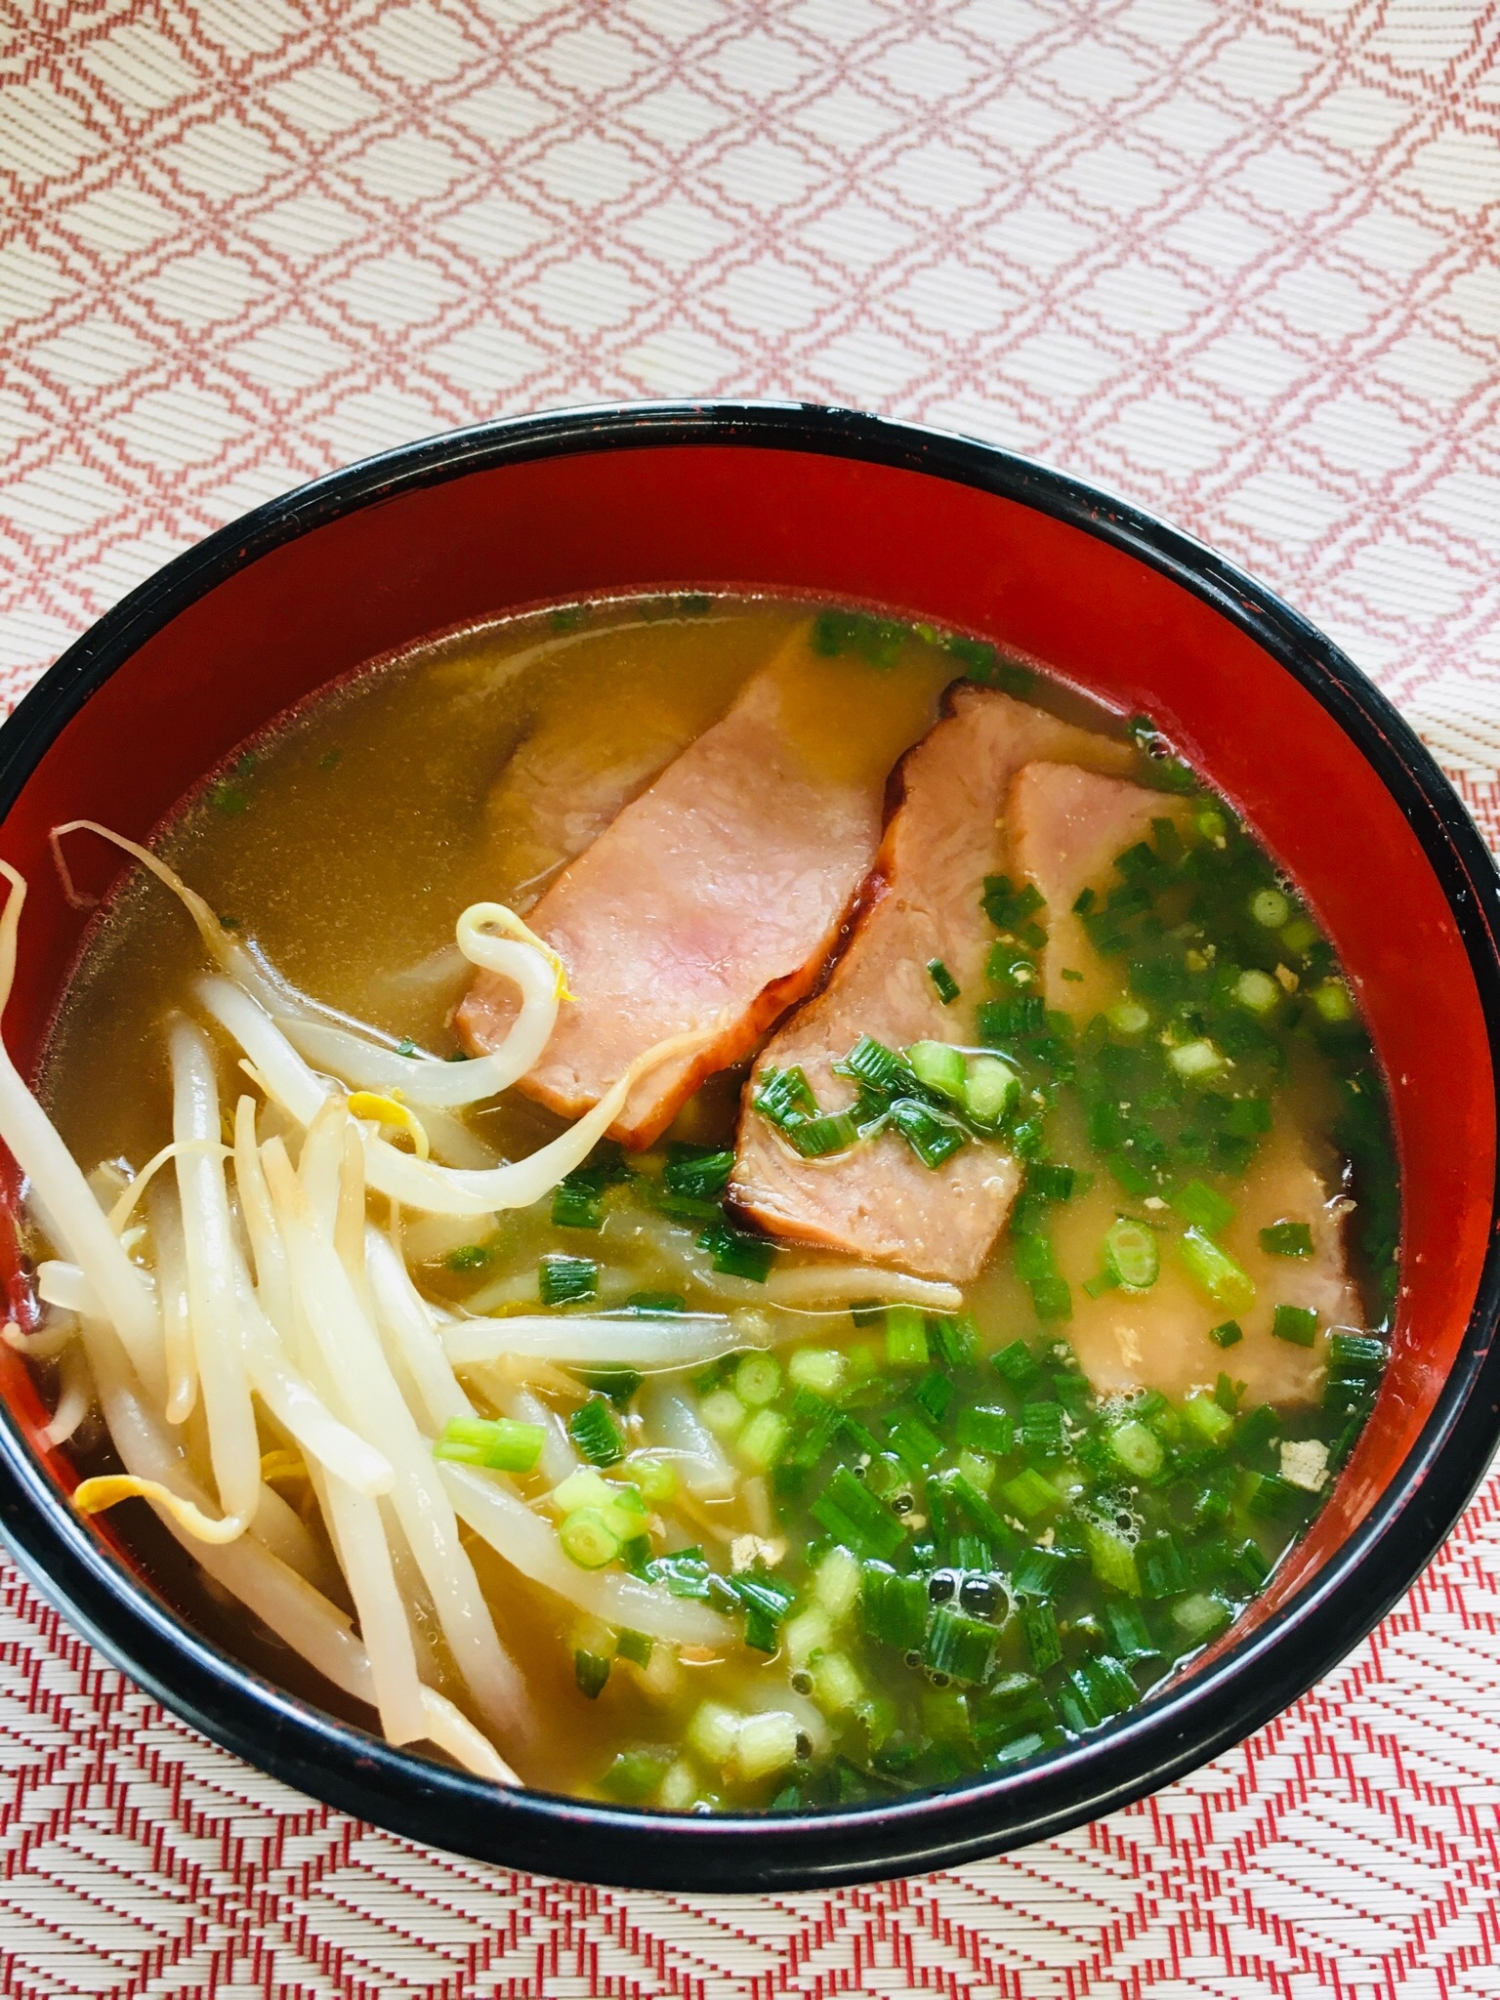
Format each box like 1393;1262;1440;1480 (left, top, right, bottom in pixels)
3;3;1500;1993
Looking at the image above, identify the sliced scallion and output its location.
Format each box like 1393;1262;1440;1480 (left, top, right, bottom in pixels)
785;1109;860;1158
963;1052;1018;1128
753;1065;817;1129
1271;1303;1318;1346
926;958;961;1005
1179;1228;1255;1312
905;1040;967;1102
568;1398;624;1466
888;1096;966;1169
539;1254;599;1307
1103;1217;1159;1292
559;1507;622;1570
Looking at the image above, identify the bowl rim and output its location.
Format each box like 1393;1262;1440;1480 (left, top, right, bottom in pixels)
1;398;1498;1892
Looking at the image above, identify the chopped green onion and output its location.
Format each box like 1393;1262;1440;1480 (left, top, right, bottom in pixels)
697;1218;775;1283
956;1406;1014;1456
620;1456;677;1504
936;1312;980;1376
1250;888;1290;928
906;1040;966;1102
616;1628;653;1667
788;1346;846;1397
727;1570;795;1653
624;1290;686;1315
577;1366;642;1408
1226;1095;1272;1137
1138;1532;1189;1598
943;1470;1020;1554
913;1368;953;1423
785;1110;861;1158
1312;979;1353;1022
810;1466;904;1560
1073;1652;1137;1718
1234;969;1280;1016
884;1303;929;1369
924;1606;997;1685
888;1096;967;1168
1084;1520;1141;1595
699;1387;746;1437
812;608;908;666
1013;1231;1073;1322
1016;1592;1064;1672
1102;1599;1158;1664
753;1065;817;1128
860;1561;929;1650
1020;1401;1066;1464
1248;1471;1307;1520
1012;1545;1071;1597
1209;1319;1244;1348
1106;1419;1163;1480
1272;1303;1318;1346
734;1351;782;1407
1168;1038;1224;1080
983;875;1046;932
568;1398;624;1467
650;1186;722;1222
600;1747;671;1801
737;1408;788;1470
539;1254;598;1307
640;1546;714;1599
962;1052;1019;1129
887;1413;943;1474
1109;998;1151;1035
1260;1221;1313;1258
835;1035;912;1096
1181;1393;1233;1446
1169;1180;1237;1235
551;1182;604;1230
927;958;961;1005
1231;1537;1270;1586
1173;1593;1232;1643
1179;1228;1256;1312
988;945;1037;989
663;1147;734;1200
559;1507;622;1569
1329;1332;1385;1372
444;1243;491;1272
575;1648;611;1698
1235;1403;1280;1462
993;1339;1040;1390
1103;1218;1159;1292
998;1467;1060;1521
433;1415;545;1474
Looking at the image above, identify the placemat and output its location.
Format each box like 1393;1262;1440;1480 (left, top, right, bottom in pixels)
2;2;1498;1992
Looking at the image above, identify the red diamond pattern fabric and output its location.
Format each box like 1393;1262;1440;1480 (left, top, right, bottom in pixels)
2;1;1499;1990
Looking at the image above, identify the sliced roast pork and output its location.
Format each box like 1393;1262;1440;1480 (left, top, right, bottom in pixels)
457;629;944;1148
730;689;1134;1283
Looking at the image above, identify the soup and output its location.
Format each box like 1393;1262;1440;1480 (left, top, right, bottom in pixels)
12;595;1398;1810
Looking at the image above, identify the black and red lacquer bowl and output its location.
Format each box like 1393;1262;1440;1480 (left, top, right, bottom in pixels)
0;403;1496;1891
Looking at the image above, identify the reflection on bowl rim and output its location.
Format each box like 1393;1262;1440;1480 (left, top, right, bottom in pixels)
0;401;1496;1893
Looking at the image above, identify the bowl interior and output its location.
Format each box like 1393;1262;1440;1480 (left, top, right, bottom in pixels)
0;432;1490;1748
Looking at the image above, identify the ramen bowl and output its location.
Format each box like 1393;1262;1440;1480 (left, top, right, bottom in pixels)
0;402;1496;1890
